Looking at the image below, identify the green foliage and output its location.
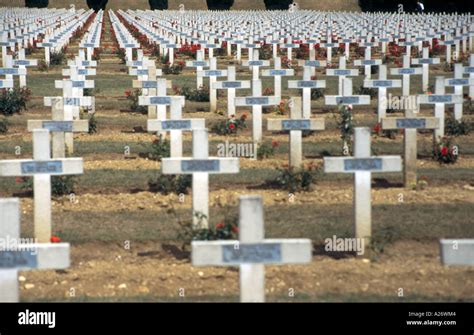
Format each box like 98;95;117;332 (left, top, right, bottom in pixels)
81;111;98;134
267;163;320;193
336;104;354;155
433;136;458;164
0;87;31;116
356;85;378;99
211;114;247;135
264;0;292;10
206;0;234;10
173;85;210;102
370;226;401;254
50;50;66;66
257;140;279;159
162;61;185;75
149;0;168;10
37;60;49;72
19;176;76;196
148;174;191;195
310;88;325;100
445;117;471;137
24;0;48;8
0;117;8;134
143;135;170;161
125;89;147;114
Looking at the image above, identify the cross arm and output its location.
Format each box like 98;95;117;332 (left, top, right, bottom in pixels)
27;120;89;133
324;156;402;173
147;119;205;132
0;158;83;176
381;117;439;130
267;118;325;131
0;243;70;270
162;158;239;175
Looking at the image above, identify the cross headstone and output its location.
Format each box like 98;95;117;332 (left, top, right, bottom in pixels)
242;49;270;80
186;50;209;89
0;129;83;242
381;107;440;187
235;80;280;144
0;198;70;302
363;65;402;122
324;127;402;243
261;57;294;99
325;77;370;107
411;47;440;92
418;76;463;142
212;66;251;117
463;54;474;99
197;57;227;113
161;128;239;228
14;49;37;87
192;195;312;302
288;66;326;118
28;97;91;158
267;97;325;168
390;55;422;96
326;56;359;95
444;63;474;120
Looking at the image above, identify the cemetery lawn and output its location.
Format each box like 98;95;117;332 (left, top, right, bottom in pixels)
1;35;473;302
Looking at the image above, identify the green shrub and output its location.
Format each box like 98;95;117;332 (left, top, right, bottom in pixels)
0;87;31;116
264;0;292;10
257;140;279;159
50;50;66;66
86;0;108;11
173;85;210;102
142;135;170;161
148;174;191;195
19;176;76;196
445;117;471;136
25;0;48;8
125;89;147;114
433;136;458;164
211;114;247;135
206;0;234;10
0;117;8;134
267;163;320;193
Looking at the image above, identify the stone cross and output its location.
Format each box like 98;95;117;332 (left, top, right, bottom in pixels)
444;64;474;120
363;65;402;122
381;107;440;187
197;57;227;113
326;56;359;95
325;77;370;108
324;127;402;243
162;128;239;228
186;50;209;89
28;97;91;158
288;66;326;118
212;66;251;117
13;49;37;87
242;49;270;80
261;57;294;99
235;80;280;144
411;47;440;92
463;54;474;99
267;97;325;168
418;76;463;142
192;195;312;302
0;198;70;302
0;55;26;82
0;129;83;242
354;42;382;79
390;55;422;96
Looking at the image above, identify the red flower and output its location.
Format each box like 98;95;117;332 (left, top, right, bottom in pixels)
50;236;61;243
231;226;239;234
441;147;448;156
125;90;131;97
216;222;225;229
15;177;23;184
229;123;236;130
373;123;382;133
272;140;279;148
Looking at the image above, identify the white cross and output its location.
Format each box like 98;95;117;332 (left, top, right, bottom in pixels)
197;57;227;113
162;128;239;228
325;77;370;107
354;42;382;80
267;97;325;168
418;76;463;142
13;49;37;87
0;129;83;242
262;57;295;100
192;195;312;302
324;127;402;243
186;50;209;89
411;47;440;92
212;66;251;117
242;49;270;80
288;66;326;118
364;65;402;122
235;80;280;144
382;108;440;187
0;198;70;302
444;63;474;120
390;55;422;96
326;56;359;95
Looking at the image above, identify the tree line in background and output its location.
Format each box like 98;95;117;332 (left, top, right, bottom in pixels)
359;0;474;13
21;0;474;13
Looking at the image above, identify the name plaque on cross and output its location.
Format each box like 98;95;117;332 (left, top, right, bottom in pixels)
428;95;453;103
447;79;469;86
161;120;192;130
181;160;220;172
281;120;311;130
336;96;360;104
42;121;73;132
222;82;242;88
269;69;288;76
21;161;63;174
0;250;38;269
150;97;172;105
398;68;416;75
344;158;382;171
246;97;269;105
372;80;394;87
396;119;427;128
222;244;282;264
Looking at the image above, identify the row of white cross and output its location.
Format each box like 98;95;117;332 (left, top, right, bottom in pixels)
0;11;102;302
